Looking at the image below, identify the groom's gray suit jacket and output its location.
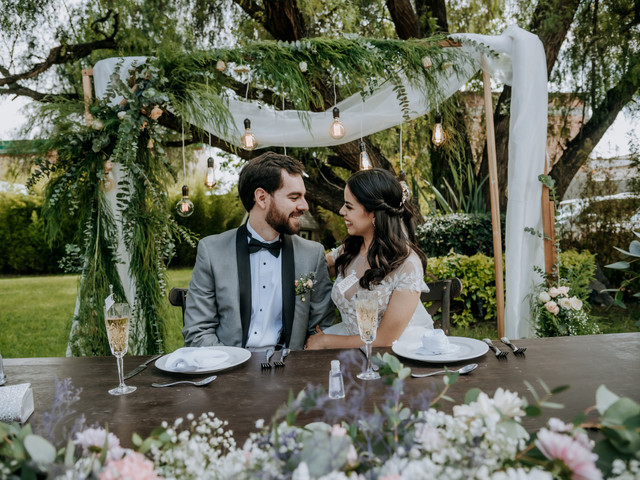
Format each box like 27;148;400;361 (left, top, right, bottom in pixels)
182;223;335;350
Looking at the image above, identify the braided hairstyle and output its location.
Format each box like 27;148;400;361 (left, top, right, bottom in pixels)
335;168;427;289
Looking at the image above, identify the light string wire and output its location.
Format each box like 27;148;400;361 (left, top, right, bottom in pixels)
181;117;186;181
400;122;403;171
282;94;287;156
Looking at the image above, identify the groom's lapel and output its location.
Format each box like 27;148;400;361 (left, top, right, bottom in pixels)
236;223;251;347
281;234;295;347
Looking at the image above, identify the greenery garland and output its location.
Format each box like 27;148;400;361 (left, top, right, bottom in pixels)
28;36;492;355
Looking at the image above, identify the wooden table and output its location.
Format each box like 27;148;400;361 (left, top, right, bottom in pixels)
4;333;639;447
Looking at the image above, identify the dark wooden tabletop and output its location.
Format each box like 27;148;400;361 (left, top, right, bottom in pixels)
4;333;639;447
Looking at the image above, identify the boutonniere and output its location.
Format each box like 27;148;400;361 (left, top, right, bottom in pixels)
294;272;315;301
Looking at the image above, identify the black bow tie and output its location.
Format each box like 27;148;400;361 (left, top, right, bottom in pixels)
248;237;282;257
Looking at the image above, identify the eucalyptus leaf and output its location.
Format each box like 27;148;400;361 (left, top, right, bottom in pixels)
629;240;640;257
23;434;57;464
605;261;630;270
596;385;620;414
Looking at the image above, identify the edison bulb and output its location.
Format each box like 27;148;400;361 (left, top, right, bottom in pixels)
359;141;373;170
240;118;257;150
204;157;217;188
329;107;345;139
176;185;194;217
102;175;115;192
432;112;446;147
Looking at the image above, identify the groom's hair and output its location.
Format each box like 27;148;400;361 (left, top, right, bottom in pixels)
238;151;305;211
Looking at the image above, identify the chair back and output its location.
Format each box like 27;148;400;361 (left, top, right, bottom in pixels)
421;278;463;335
168;287;188;326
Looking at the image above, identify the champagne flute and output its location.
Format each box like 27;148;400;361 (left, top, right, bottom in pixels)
105;302;136;395
355;290;380;380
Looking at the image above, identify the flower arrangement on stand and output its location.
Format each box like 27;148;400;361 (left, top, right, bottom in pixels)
532;283;600;337
1;355;639;479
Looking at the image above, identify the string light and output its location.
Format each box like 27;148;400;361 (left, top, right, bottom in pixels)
329;79;345;139
359;140;372;170
204;78;216;189
432;99;446;147
240;118;258;150
176;119;194;217
399;123;410;201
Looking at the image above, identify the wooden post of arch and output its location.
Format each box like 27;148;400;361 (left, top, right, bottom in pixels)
82;69;94;127
481;55;506;338
541;156;557;280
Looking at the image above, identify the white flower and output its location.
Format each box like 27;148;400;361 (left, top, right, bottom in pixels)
558;297;572;309
299;61;308;72
117;111;126;120
569;296;583;310
493;388;526;418
330;424;347;436
292;461;310;480
547;417;572;432
255;418;265;429
538;291;551;303
74;427;125;461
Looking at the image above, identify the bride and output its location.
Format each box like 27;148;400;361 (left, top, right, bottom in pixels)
305;168;432;350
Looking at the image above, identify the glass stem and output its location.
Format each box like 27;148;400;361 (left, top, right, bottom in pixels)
116;355;125;388
365;341;373;373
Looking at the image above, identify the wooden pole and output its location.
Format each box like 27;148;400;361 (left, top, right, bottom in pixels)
82;69;93;127
481;55;505;338
541;155;557;280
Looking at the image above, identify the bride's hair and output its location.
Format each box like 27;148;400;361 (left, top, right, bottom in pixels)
335;168;427;289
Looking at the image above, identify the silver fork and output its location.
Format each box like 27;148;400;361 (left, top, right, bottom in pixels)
500;337;527;355
261;347;275;369
482;338;509;359
273;348;290;368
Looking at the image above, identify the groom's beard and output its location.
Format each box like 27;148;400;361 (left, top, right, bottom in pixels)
266;204;301;235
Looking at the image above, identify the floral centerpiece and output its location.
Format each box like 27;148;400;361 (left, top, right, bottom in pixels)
1;356;638;479
532;283;600;337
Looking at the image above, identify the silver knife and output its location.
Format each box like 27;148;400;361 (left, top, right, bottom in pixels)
124;354;162;380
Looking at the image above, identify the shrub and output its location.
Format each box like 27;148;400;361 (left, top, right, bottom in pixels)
0;192;71;274
417;213;505;258
426;250;595;329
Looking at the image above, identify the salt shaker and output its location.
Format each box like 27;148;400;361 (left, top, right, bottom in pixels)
328;359;345;399
0;350;6;386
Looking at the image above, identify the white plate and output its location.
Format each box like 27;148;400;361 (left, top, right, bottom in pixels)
392;336;489;363
155;346;251;374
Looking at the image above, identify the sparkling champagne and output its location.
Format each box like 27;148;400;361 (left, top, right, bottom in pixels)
356;299;378;342
105;316;130;356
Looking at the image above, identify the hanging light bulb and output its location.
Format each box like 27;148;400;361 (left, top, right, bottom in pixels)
359;141;373;170
398;170;410;204
240;118;257;150
329;107;346;139
176;185;194;217
102;174;115;192
432;112;446;147
204;157;217;188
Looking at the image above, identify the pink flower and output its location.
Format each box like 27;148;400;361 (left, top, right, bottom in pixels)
548;287;561;298
557;286;570;295
544;301;559;316
149;105;163;120
330;424;347;436
99;451;161;480
305;279;314;289
535;429;602;480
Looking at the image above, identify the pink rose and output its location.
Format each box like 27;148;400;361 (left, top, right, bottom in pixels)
557;286;570;295
305;279;313;289
548;287;561;298
544;301;559;315
149;105;163;120
535;429;602;480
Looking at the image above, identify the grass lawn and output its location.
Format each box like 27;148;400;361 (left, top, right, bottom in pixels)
1;271;638;358
0;269;192;358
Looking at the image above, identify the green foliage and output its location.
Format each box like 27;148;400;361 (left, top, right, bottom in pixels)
168;187;245;267
416;213;505;258
558;250;596;300
606;231;640;308
428;252;503;328
0;193;72;274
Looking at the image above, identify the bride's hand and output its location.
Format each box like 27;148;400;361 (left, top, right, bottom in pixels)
305;325;327;350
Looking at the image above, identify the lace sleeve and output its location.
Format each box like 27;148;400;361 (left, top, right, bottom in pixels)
328;245;343;263
393;254;427;293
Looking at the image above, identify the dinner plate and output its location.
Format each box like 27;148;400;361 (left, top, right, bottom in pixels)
392;336;489;363
155;346;251;374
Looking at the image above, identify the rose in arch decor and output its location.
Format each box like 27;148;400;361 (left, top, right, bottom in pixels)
33;25;547;355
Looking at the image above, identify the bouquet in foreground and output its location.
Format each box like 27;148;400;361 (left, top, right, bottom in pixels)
1;355;638;479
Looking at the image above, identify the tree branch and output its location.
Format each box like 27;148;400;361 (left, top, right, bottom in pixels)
386;0;422;39
551;52;640;198
0;13;119;87
0;85;78;102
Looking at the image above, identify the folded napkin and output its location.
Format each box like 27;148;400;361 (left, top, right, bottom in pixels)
414;329;460;356
165;347;230;372
0;383;34;423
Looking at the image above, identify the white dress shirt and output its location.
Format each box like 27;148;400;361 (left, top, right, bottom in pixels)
245;222;283;349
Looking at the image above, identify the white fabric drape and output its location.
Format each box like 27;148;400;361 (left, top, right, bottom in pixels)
93;25;547;338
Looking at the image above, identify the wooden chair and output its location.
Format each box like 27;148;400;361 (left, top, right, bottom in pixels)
169;278;463;333
421;278;463;335
168;287;188;326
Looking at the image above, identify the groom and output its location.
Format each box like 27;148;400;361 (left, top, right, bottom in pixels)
182;152;335;350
